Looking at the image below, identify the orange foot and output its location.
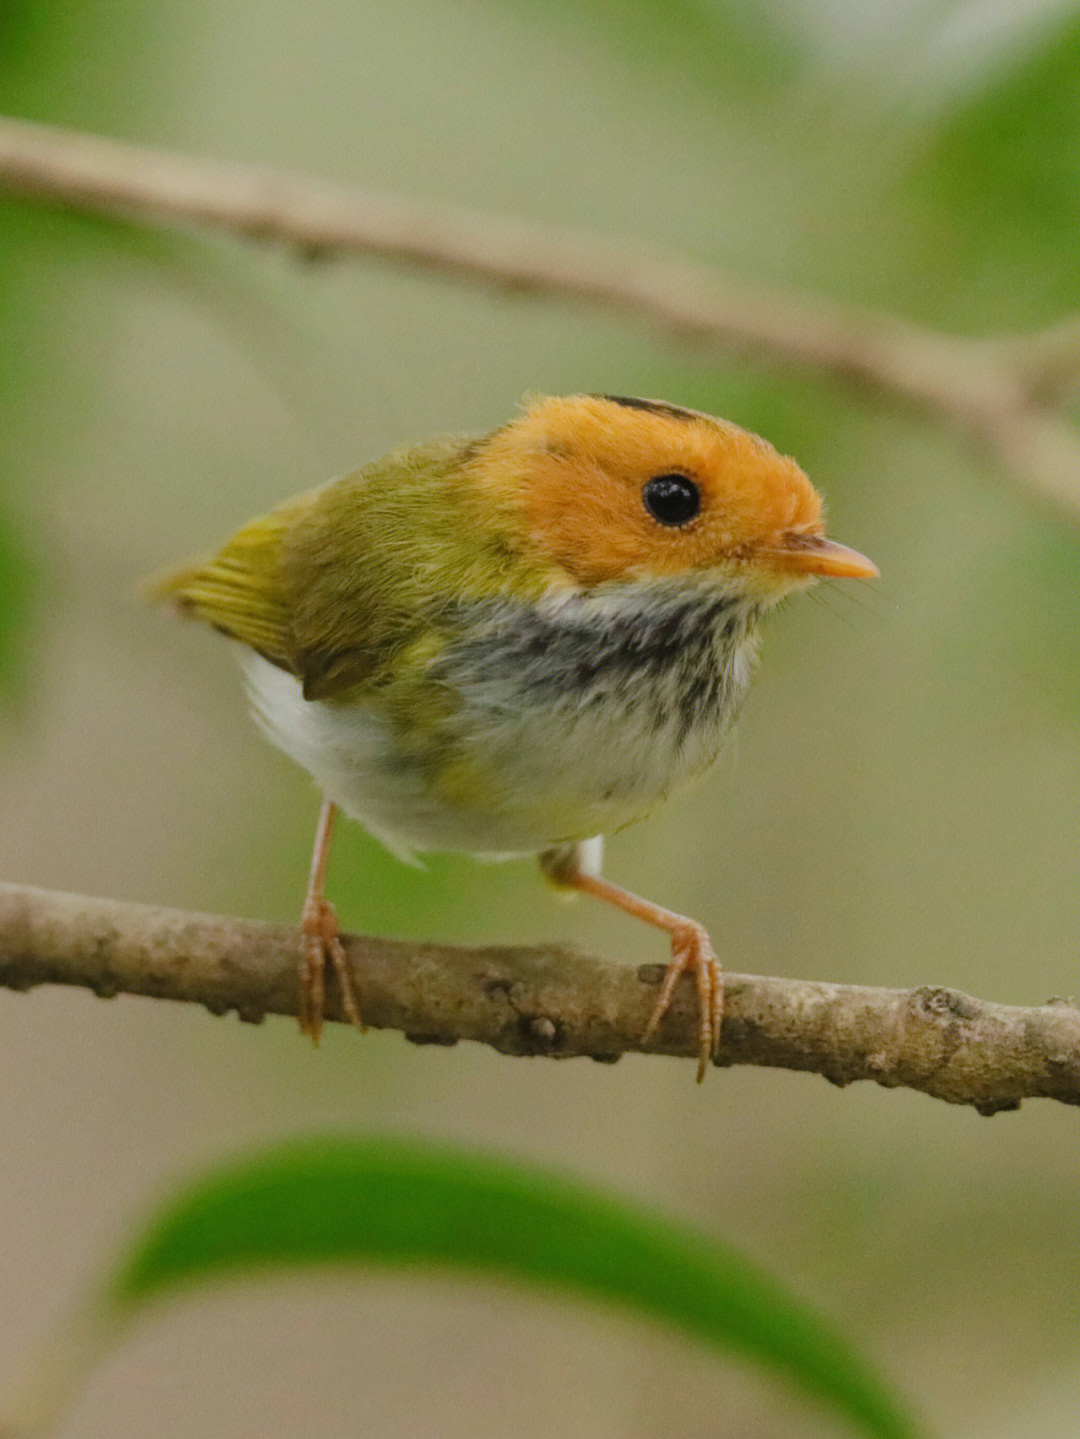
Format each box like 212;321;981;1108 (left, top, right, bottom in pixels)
299;894;365;1043
538;842;723;1082
641;920;723;1083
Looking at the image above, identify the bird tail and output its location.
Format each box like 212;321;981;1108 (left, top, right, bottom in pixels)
141;503;301;668
141;561;208;610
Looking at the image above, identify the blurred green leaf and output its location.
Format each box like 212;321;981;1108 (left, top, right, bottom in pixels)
935;14;1080;219
0;0;187;134
913;12;1080;320
92;1137;922;1438
0;515;37;702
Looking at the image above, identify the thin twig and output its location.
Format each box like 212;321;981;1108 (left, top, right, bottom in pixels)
2;114;1080;516
1;880;1078;1112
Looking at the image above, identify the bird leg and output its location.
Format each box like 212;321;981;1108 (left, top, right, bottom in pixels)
539;844;722;1082
299;798;365;1042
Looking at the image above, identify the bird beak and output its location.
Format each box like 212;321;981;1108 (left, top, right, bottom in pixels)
759;533;879;580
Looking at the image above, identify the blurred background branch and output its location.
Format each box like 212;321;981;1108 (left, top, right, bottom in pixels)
3;113;1080;519
2;880;1078;1113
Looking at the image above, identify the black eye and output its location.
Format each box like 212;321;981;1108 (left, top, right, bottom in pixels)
642;473;700;527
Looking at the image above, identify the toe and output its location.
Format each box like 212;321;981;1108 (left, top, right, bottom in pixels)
641;922;723;1082
299;927;327;1044
327;933;366;1032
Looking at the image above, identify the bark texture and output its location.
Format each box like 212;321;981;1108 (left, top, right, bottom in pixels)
1;881;1077;1112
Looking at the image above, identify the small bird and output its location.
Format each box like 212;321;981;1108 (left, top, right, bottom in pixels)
154;394;876;1078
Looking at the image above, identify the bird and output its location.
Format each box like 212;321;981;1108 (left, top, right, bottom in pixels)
153;393;877;1079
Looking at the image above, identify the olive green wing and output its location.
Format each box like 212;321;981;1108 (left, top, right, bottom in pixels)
149;437;500;702
149;481;407;699
149;490;313;677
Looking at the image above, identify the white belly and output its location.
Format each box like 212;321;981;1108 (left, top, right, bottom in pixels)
239;583;760;859
241;649;541;858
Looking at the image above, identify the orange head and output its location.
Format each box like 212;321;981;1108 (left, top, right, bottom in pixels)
472;394;876;594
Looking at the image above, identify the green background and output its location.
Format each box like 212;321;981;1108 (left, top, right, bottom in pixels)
3;1;1080;1434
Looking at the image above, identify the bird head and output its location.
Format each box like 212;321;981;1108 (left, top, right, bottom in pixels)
472;393;877;598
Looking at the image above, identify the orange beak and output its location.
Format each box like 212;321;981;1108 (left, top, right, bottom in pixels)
759;533;879;581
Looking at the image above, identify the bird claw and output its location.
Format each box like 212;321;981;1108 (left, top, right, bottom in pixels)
641;922;723;1082
299;895;365;1043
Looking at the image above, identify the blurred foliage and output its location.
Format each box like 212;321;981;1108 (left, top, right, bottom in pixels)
0;0;189;131
86;1138;918;1438
917;14;1080;314
0;211;40;706
0;516;37;703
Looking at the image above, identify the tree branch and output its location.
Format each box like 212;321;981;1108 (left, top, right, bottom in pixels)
3;114;1080;519
3;125;1079;1113
2;880;1078;1113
